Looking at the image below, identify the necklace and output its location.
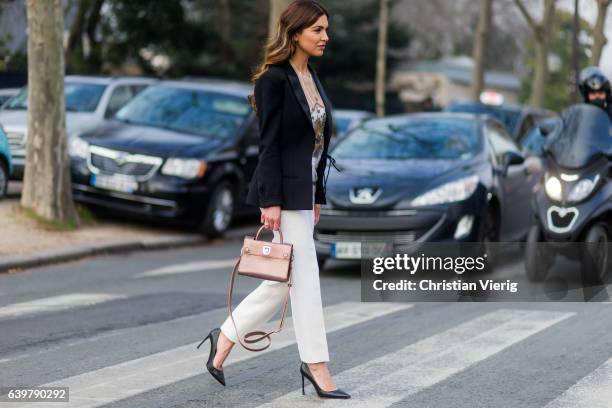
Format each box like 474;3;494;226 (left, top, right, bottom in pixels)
290;61;309;76
291;62;323;108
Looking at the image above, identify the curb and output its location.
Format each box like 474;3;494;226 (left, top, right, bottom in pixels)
0;235;207;273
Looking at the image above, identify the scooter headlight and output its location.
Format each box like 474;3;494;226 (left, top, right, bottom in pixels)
544;173;562;202
567;175;600;203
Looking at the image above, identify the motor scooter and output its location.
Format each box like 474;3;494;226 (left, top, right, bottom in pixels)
525;104;611;283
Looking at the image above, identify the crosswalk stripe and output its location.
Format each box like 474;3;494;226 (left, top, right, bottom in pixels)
133;259;237;278
545;356;612;408
31;302;411;408
0;294;126;320
258;309;575;407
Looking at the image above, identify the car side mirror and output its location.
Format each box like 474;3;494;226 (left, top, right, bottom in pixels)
538;124;551;136
502;151;525;175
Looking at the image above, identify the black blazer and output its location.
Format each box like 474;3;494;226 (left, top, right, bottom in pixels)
246;60;333;210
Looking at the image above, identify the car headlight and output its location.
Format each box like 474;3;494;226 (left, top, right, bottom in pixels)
411;175;479;207
567;174;599;203
544;173;562;202
69;136;89;159
161;158;207;179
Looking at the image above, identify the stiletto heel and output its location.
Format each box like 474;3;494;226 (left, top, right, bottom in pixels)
299;362;350;399
198;328;226;386
196;333;210;350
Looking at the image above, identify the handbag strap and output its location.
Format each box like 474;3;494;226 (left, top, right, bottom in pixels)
227;258;292;352
255;225;284;243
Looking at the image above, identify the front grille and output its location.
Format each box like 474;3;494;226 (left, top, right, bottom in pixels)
551;210;575;229
91;154;154;176
315;230;418;244
320;209;417;217
6;131;25;149
88;145;162;180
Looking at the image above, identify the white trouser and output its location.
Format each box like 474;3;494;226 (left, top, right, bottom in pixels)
220;188;329;363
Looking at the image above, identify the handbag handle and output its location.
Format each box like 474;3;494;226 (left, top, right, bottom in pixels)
227;257;292;352
255;225;284;244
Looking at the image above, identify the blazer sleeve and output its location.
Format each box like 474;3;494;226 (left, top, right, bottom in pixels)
254;71;284;208
314;143;328;205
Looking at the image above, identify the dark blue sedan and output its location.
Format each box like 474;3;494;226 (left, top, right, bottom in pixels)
315;113;540;265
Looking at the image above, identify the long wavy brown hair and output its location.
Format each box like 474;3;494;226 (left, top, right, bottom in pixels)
248;0;329;114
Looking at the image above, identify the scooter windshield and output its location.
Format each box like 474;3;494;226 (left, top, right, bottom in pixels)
544;103;611;169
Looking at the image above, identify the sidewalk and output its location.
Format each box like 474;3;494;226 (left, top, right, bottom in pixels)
0;182;209;272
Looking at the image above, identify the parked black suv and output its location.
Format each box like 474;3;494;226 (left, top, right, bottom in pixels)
69;80;260;237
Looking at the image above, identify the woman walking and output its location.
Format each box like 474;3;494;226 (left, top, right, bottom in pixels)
199;0;349;400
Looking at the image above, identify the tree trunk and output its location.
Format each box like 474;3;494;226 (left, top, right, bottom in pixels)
67;0;88;53
571;0;579;103
269;0;291;39
375;0;389;117
85;0;104;50
471;0;493;100
591;0;610;66
218;0;232;65
514;0;556;108
531;37;548;107
22;0;78;223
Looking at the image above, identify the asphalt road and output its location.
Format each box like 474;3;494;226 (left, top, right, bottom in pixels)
1;228;611;408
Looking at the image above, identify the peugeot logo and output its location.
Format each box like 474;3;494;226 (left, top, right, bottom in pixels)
114;152;130;166
349;187;382;204
262;245;271;256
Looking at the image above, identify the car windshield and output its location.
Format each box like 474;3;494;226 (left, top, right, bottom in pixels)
332;117;482;160
335;117;352;134
446;103;521;134
3;83;107;112
0;95;14;107
115;86;251;139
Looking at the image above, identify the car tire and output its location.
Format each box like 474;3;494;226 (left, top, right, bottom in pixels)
581;223;610;284
525;225;550;282
0;160;8;199
200;181;235;238
317;255;327;271
478;207;500;270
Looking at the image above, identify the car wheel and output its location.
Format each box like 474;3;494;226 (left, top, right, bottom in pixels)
581;224;610;284
478;207;499;269
200;181;235;238
317;255;327;271
525;225;550;282
0;161;7;199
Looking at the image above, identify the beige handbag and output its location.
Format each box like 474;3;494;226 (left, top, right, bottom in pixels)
228;225;293;351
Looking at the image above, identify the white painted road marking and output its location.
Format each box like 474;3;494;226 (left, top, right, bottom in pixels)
0;294;126;320
31;302;412;407
133;259;237;278
258;309;575;407
545;356;612;408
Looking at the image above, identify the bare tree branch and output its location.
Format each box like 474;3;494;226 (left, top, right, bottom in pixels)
513;0;538;32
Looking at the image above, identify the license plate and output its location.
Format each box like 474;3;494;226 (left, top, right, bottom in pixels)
91;174;137;193
331;242;361;259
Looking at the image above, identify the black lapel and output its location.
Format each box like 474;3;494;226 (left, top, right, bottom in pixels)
284;62;315;132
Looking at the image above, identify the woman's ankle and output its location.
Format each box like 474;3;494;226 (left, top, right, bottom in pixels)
306;362;327;371
219;330;235;347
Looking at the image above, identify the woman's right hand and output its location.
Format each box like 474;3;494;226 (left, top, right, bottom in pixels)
260;206;281;231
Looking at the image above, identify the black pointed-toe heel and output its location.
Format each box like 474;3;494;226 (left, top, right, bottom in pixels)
197;328;226;386
300;362;350;399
